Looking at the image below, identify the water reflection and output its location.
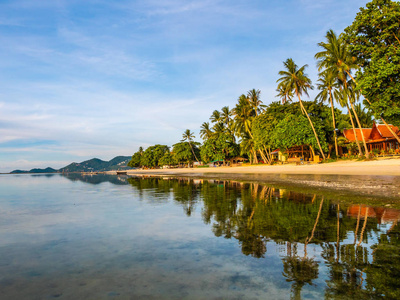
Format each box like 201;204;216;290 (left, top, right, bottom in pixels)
126;176;400;299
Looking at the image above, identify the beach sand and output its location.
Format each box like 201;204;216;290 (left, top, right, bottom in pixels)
120;157;400;176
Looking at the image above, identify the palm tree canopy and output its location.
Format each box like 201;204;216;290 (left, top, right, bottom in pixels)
181;129;195;142
315;70;338;104
315;29;358;83
210;110;221;123
220;106;232;125
276;58;313;98
247;89;265;116
276;85;293;104
200;122;213;140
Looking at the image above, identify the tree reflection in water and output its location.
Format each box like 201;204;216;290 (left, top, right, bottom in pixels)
126;176;400;298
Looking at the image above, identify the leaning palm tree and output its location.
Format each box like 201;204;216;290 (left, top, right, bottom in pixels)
315;30;369;158
277;58;326;160
181;129;200;163
315;30;358;85
316;70;339;157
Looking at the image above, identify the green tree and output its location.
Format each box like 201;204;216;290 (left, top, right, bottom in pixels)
200;133;239;164
127;146;144;168
271;114;328;155
140;145;169;168
277;58;326;160
344;0;400;130
172;141;200;167
159;150;176;167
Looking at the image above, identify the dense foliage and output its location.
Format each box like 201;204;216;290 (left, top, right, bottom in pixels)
128;0;398;167
344;0;400;125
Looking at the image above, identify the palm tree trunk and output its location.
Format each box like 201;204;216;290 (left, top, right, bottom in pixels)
380;116;400;144
188;141;200;163
346;102;363;156
329;90;339;157
349;101;370;158
297;95;326;160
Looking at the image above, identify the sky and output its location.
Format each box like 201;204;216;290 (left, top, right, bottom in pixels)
0;0;369;172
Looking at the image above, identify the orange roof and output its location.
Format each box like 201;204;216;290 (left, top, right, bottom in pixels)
374;124;400;139
343;128;372;142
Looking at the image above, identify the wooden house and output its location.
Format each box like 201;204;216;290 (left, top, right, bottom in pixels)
342;123;400;153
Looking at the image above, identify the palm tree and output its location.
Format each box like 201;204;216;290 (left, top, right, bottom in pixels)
315;29;358;85
276;85;293;104
315;30;370;158
247;89;265;116
210;110;221;124
220;106;232;126
354;103;374;128
277;58;326;160
316;70;339;157
232;94;254;138
181;129;200;163
200;122;213;140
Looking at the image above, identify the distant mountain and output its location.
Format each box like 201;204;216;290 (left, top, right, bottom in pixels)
10;156;132;174
11;167;58;174
59;156;131;173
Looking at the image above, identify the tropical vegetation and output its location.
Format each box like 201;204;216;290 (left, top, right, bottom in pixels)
128;0;399;169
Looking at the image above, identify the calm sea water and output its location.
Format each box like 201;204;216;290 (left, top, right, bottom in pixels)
0;174;399;299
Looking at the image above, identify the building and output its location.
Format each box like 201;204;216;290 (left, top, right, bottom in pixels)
342;123;400;153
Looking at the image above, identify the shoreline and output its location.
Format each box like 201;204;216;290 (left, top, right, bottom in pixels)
108;158;400;203
114;158;400;177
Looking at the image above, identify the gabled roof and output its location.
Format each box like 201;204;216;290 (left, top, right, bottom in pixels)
342;128;372;142
373;123;400;139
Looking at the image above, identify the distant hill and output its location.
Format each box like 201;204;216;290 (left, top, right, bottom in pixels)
10;156;132;174
59;156;131;173
11;167;58;174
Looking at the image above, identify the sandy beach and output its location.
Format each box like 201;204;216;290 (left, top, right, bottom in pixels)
120;158;400;176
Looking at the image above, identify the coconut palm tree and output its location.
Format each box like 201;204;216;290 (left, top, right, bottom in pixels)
200;122;213;140
220;106;232;126
210;110;222;124
316;70;339;157
277;58;326;160
315;30;370;158
181;129;200;163
276;85;293;104
315;29;358;85
247;89;265;116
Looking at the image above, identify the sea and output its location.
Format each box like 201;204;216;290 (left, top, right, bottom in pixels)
0;173;399;299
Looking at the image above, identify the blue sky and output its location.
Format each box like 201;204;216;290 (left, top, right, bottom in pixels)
0;0;369;172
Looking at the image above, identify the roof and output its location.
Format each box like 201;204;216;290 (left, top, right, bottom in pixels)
342;123;400;142
373;124;400;139
342;128;372;142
